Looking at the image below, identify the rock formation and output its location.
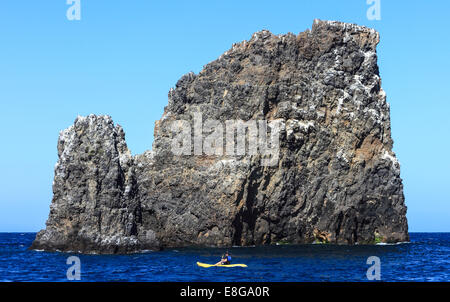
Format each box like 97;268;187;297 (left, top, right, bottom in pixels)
31;20;409;254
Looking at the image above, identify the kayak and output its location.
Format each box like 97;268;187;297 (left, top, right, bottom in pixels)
197;262;247;268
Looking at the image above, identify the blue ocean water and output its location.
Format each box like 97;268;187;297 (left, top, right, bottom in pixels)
0;233;449;282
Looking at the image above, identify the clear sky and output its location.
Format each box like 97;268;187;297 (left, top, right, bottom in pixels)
0;0;448;232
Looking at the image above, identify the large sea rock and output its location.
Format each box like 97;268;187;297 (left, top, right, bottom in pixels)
31;20;409;254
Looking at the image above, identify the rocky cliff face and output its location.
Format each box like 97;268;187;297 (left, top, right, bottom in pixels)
31;20;408;254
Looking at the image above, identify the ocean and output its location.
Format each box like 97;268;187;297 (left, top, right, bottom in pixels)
0;233;448;282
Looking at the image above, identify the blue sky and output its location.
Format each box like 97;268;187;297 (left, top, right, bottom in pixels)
0;0;448;232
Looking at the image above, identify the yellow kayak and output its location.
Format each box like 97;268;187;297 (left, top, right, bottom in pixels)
197;262;247;268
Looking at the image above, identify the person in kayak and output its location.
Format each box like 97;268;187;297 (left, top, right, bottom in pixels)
216;251;231;265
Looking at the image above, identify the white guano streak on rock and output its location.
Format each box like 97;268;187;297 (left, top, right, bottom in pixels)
381;149;400;174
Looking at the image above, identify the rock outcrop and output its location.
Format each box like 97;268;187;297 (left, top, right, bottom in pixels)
31;20;409;254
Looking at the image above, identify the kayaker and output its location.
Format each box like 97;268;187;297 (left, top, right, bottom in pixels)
216;251;231;265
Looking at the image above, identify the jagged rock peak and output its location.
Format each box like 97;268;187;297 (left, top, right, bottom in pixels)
31;20;408;254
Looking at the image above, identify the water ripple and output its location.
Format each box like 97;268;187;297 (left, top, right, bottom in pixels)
0;233;449;281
